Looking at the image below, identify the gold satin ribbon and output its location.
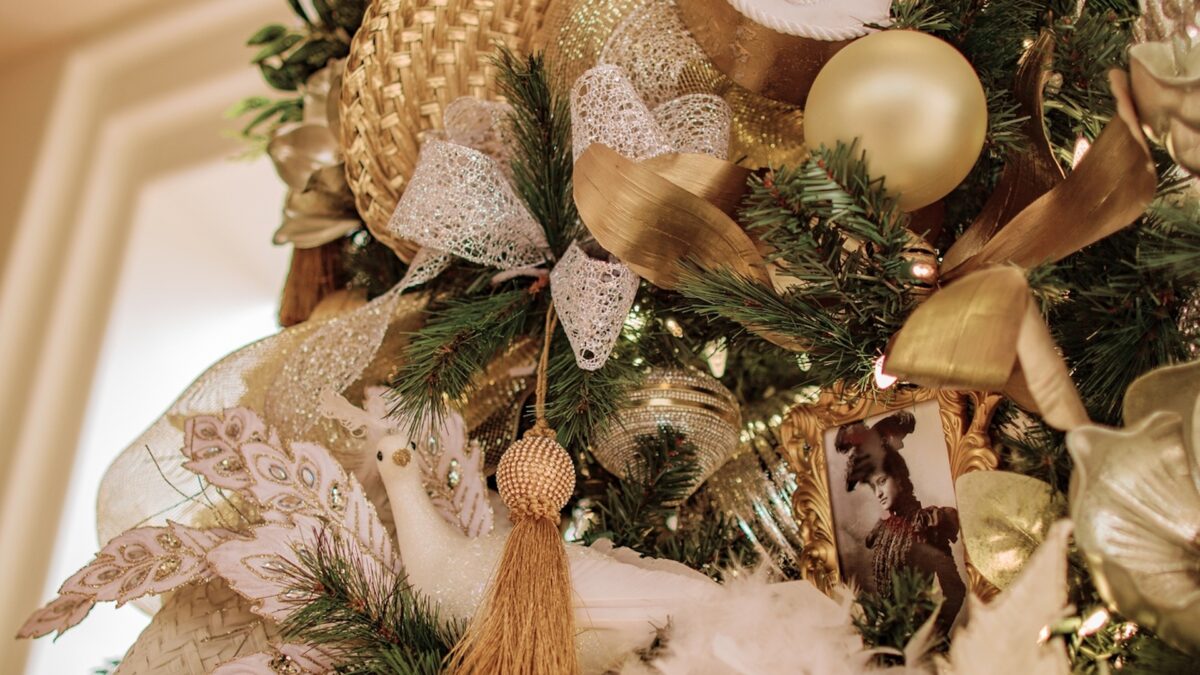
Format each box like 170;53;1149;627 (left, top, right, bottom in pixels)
574;144;768;288
576;61;1157;431
941;32;1064;272
885;69;1157;429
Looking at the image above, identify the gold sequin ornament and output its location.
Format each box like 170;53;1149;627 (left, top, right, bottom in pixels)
446;307;580;675
591;368;741;501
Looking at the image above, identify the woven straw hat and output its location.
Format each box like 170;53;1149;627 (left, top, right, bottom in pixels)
340;0;547;261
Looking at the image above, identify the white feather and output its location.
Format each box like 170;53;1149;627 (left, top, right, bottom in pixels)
625;570;884;675
939;520;1073;675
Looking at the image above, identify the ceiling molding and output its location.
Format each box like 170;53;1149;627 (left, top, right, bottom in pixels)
0;0;285;669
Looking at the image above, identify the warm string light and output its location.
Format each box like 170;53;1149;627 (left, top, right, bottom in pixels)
1072;135;1092;168
874;355;898;389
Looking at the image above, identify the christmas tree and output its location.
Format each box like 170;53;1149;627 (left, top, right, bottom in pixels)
18;0;1200;673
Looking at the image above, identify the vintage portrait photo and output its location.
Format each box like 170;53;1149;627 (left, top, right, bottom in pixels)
822;399;970;627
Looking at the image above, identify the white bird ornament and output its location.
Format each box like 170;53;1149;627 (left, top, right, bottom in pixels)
373;428;722;673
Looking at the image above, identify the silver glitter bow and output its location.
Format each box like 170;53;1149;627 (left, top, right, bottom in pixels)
389;99;549;290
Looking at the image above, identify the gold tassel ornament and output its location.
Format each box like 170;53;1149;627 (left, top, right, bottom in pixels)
446;305;580;675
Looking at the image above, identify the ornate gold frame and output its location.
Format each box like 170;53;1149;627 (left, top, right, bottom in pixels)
779;386;1002;598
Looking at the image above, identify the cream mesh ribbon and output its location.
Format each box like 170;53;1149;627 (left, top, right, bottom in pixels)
389;99;549;290
549;242;640;370
95;293;429;587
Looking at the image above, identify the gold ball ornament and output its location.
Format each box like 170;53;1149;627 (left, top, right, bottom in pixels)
803;30;988;211
496;434;576;520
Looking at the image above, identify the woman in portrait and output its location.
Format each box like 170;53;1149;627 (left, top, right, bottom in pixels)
835;411;966;629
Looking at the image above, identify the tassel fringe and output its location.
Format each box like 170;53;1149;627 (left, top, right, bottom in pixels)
445;517;578;675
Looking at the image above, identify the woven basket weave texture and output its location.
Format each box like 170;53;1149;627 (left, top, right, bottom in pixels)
340;0;547;261
114;579;280;675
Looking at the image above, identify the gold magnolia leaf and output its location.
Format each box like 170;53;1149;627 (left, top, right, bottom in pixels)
574;144;769;289
956;471;1065;590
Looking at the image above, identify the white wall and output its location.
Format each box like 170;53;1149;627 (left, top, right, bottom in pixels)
0;0;294;671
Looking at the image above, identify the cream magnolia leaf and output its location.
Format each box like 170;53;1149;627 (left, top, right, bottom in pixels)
941;520;1073;675
1067;359;1200;653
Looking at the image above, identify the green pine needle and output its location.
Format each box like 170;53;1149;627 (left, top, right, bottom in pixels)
495;49;578;256
853;567;943;665
277;529;461;673
389;288;538;427
679;141;919;388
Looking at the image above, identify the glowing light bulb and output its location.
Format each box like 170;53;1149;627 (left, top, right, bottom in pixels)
1072;136;1091;168
874;355;898;389
1078;608;1110;637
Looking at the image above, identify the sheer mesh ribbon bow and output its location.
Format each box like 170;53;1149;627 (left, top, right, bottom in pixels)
388;98;549;291
559;64;750;367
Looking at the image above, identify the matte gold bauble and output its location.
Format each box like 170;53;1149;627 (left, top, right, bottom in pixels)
803;30;987;211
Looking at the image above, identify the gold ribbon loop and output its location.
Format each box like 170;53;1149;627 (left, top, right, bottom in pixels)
945;70;1156;281
886;69;1157;429
941;32;1064;272
575;143;768;288
886;267;1091;430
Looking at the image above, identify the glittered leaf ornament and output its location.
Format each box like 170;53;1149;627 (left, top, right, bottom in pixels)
955;471;1065;590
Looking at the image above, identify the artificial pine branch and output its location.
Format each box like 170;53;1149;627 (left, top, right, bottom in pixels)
679;142;919;388
545;327;642;451
278;530;461;674
853;567;943;665
389;288;539;426
495;49;578;257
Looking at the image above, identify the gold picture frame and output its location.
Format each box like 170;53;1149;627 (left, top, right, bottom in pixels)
779;386;1002;599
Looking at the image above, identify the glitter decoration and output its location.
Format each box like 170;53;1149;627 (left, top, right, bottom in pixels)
599;0;723;107
653;94;732;158
571;64;673;161
705;394;806;577
443;97;515;166
541;0;808;168
592;368;742;499
550;241;641;370
571;64;732;164
1178;285;1200;357
265;284;409;439
388;140;549;276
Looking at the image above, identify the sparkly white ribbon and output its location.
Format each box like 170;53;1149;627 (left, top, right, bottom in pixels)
553;64;732;370
389;100;549;291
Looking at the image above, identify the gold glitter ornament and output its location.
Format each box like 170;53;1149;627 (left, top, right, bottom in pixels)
803;30;988;211
592;368;741;500
497;432;576;519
